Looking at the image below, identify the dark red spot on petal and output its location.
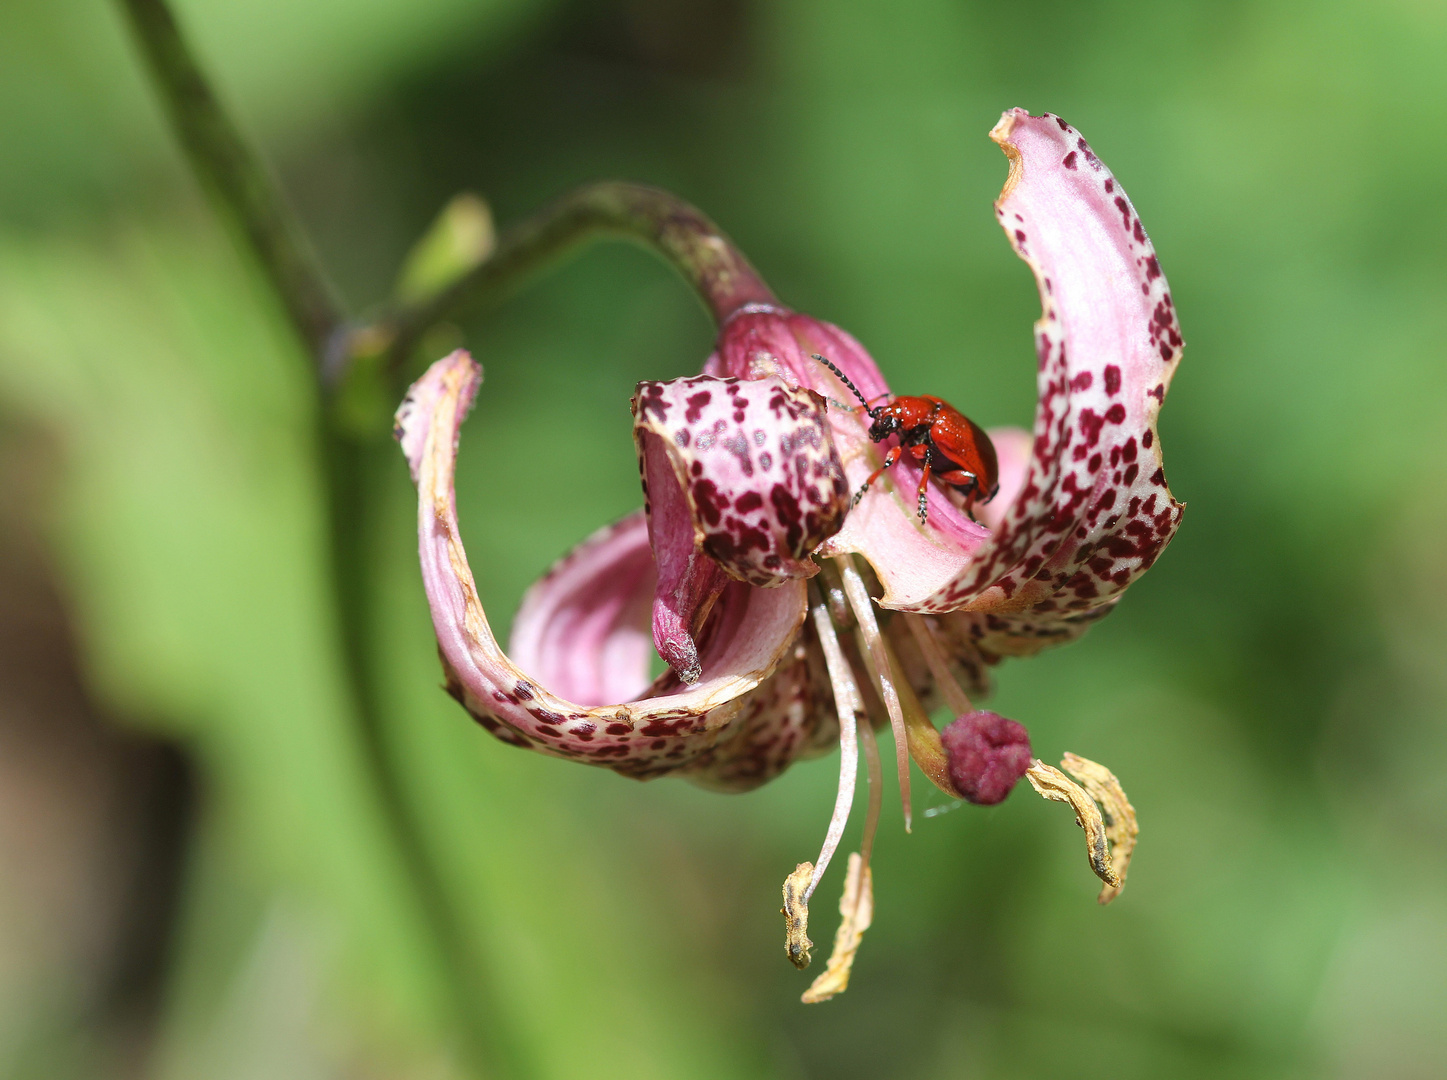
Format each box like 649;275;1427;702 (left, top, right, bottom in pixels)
684;391;711;424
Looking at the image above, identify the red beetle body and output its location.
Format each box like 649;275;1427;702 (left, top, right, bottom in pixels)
814;355;999;524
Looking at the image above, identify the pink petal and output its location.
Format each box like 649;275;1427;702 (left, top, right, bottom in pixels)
681;627;839;792
975;426;1032;533
903;110;1184;617
397;350;810;778
713;307;993;608
634;375;848;587
634;374;848;681
508;512;655;707
637;411;730;685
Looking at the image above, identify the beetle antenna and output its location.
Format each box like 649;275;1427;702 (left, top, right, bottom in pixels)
811;354;876;415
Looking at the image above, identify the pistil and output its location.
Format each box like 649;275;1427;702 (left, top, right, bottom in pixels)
905;614;974;717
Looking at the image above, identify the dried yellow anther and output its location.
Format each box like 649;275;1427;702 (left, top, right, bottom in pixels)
801;852;873;1004
1025;760;1120;889
782;862;815;969
1061;752;1138;904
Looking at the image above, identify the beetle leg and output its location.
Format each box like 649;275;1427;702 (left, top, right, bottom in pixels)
965;479;983;521
936;469;980;520
936;468;976;487
915;462;932;524
852;444;902;506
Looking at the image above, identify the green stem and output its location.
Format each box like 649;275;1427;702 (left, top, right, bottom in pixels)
115;2;524;1076
116;0;343;356
375;181;777;375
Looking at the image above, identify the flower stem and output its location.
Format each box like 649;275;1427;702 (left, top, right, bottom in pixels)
373;181;777;373
119;3;776;1068
115;0;343;357
115;2;524;1075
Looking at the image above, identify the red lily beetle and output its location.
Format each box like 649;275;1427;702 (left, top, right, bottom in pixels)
813;354;999;524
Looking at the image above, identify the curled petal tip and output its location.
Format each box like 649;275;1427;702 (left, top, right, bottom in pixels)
653;606;708;684
394;348;481;483
634;375;848;588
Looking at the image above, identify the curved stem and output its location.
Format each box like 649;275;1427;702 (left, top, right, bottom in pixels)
376;181;777;371
115;3;522;1075
116;0;343;358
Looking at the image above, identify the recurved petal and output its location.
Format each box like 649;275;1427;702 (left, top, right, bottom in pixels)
905;110;1185;618
680;624;839;793
508;511;655;707
397;350;809;779
637;411;729;685
633;375;849;588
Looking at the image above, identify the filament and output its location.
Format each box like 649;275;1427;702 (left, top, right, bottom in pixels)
857;710;882;864
806;587;866;901
835;555;915;832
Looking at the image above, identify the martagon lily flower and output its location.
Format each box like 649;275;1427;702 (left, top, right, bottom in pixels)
395;110;1183;1001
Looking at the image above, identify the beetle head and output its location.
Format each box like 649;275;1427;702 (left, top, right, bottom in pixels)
867;411;901;442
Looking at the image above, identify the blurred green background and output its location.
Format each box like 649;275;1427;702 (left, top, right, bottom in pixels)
2;1;1446;1077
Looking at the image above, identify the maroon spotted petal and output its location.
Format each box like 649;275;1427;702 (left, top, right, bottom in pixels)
909;110;1184;628
633;374;848;682
940;711;1033;805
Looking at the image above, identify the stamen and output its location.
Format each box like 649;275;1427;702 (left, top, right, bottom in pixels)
905;614;974;717
835;555;915;831
799;711;882;1002
1025;759;1122;891
804;588;865;900
1061;753;1138;904
785;588;884;1002
816;559;855;630
800;852;874;1004
782;863;814;969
